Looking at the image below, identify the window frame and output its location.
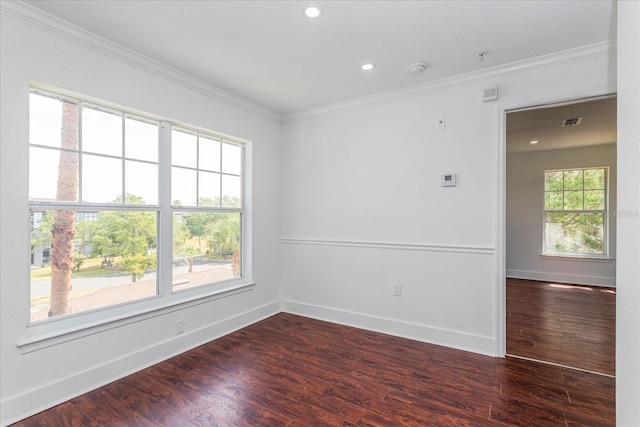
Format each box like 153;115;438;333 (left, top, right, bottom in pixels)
22;87;253;351
542;166;609;259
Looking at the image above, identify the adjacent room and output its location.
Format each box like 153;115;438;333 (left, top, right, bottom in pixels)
506;97;617;376
1;1;638;426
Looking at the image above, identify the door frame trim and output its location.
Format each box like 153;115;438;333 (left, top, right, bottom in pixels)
495;86;616;357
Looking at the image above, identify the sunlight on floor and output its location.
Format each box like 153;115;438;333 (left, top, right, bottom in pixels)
549;283;593;291
548;283;616;294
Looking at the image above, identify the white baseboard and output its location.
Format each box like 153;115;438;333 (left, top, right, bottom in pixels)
1;300;281;427
506;269;616;287
281;300;497;357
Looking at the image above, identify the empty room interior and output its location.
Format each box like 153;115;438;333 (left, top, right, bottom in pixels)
1;1;638;426
505;97;618;378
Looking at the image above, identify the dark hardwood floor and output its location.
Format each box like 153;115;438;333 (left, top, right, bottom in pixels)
506;278;616;376
13;313;615;426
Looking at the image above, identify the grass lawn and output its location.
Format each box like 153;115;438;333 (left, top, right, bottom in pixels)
30;257;128;280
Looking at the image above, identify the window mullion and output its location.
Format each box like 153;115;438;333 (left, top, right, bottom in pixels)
158;121;173;296
219;140;223;208
78;103;84;203
196;133;200;207
121;113;126;203
581;169;585;210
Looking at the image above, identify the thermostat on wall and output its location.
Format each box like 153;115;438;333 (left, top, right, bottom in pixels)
441;173;457;187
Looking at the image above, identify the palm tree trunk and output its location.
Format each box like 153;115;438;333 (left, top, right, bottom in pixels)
49;101;79;317
232;249;240;277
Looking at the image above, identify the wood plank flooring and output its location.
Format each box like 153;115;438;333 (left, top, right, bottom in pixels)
506;278;616;376
13;312;614;426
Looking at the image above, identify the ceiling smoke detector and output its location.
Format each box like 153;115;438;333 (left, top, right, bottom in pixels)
409;62;428;75
561;117;583;127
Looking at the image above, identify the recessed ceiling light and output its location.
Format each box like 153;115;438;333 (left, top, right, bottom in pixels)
304;6;322;18
361;63;375;71
530;140;539;144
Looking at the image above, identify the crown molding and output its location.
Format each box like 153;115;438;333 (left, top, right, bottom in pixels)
1;1;283;123
284;40;617;123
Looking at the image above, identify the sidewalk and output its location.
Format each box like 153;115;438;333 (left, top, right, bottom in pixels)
30;264;234;322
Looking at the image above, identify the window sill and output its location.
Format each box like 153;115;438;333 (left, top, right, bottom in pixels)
17;280;256;354
541;254;614;262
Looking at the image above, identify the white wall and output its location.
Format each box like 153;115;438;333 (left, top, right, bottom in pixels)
0;8;282;426
616;1;640;425
506;144;617;287
281;44;617;358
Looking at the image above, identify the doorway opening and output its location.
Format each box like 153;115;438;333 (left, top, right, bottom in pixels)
504;95;617;376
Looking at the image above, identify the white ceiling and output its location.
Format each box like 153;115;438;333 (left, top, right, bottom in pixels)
23;0;616;115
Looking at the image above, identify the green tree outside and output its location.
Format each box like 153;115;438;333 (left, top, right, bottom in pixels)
89;194;157;282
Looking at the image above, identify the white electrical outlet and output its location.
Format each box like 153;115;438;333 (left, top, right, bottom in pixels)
176;319;184;335
393;284;402;297
436;116;446;130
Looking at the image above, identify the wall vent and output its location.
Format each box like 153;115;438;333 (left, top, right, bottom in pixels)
561;117;583;127
482;86;499;102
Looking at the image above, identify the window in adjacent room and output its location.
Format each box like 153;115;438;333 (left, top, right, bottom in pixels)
28;89;247;326
543;167;608;257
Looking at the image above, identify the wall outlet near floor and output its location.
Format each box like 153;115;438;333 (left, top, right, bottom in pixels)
393;284;402;297
177;319;184;335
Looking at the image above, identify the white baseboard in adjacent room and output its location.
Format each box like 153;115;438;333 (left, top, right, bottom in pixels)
506;269;615;287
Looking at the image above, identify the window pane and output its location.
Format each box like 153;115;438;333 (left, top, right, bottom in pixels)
544;212;604;255
82;154;122;203
172;212;241;292
125;117;158;162
544;191;563;210
125;161;158;205
563;170;583;191
199;171;221;206
222;175;242;207
172;167;197;206
30;147;79;202
564;190;583;210
199;135;221;172
221;143;242;175
544;171;563;191
30;209;158;322
584;168;605;190
172;129;197;168
584;190;605;210
82;107;122;157
29;93;63;148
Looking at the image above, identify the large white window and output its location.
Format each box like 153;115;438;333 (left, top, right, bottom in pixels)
28;89;247;327
543;167;608;257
